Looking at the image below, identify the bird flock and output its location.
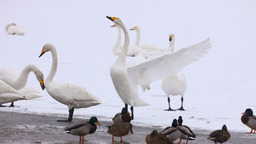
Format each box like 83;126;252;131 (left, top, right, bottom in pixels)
0;16;254;144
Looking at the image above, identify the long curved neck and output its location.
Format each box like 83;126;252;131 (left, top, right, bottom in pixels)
135;28;140;46
11;65;36;89
113;26;121;54
46;47;58;82
170;38;175;54
117;21;129;64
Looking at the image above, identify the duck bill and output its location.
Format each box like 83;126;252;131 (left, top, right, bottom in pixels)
242;112;246;114
96;121;101;126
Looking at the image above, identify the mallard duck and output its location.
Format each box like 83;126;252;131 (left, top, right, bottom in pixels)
146;130;173;144
207;124;230;144
241;108;256;134
107;122;133;143
160;119;181;142
177;116;196;144
64;116;101;142
112;107;132;124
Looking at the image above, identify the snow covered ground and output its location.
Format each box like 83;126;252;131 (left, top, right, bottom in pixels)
0;0;256;133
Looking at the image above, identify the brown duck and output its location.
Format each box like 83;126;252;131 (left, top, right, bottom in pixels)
241;108;256;134
207;124;230;144
146;130;173;144
107;122;133;143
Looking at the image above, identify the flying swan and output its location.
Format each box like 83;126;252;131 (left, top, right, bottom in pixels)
39;43;101;122
106;16;211;119
0;65;45;106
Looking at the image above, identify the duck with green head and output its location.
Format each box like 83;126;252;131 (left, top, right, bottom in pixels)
241;108;256;134
113;107;132;124
64;116;101;142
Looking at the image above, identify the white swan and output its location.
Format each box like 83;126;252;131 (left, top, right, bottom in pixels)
130;26;169;60
5;23;25;35
39;43;101;122
0;80;25;106
0;65;45;106
161;34;187;111
107;16;211;119
111;24;141;57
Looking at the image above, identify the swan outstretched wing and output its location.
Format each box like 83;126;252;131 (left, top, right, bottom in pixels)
127;38;211;86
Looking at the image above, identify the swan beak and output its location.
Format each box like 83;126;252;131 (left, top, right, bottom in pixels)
39;48;45;57
130;27;135;31
169;35;173;41
111;24;116;27
106;16;117;21
96;121;101;126
40;79;45;90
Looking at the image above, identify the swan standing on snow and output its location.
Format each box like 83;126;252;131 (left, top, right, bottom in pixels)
161;34;187;111
0;65;45;106
0;80;25;106
39;43;101;122
111;24;141;57
107;16;211;120
5;23;25;35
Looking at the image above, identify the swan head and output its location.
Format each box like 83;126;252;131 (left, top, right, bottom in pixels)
39;43;54;57
89;116;101;126
169;34;175;42
106;16;123;26
35;70;45;90
130;26;139;31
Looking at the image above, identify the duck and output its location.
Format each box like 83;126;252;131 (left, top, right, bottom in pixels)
39;43;101;122
5;23;24;35
107;16;211;120
0;65;45;107
146;130;173;144
112;107;132;124
107;122;133;143
177;116;196;144
111;24;141;57
241;108;256;134
160;119;181;142
0;80;25;106
65;116;101;142
207;124;230;144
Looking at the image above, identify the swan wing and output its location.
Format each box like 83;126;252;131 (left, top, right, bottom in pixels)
127;38;211;86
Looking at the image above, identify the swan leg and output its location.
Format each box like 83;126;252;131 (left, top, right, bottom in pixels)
130;106;134;120
57;108;74;122
177;97;185;111
9;102;14;107
165;97;175;111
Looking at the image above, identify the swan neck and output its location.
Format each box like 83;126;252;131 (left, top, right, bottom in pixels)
113;26;121;54
46;47;58;82
170;39;175;54
12;65;35;89
135;28;140;46
117;21;129;63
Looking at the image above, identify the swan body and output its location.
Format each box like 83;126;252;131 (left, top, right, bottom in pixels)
5;23;24;35
107;16;211;119
111;24;141;57
39;43;101;122
0;80;25;105
0;65;45;106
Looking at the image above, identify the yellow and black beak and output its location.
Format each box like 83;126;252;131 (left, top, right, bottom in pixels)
111;24;116;27
169;35;173;41
130;27;135;31
40;79;45;90
39;48;45;57
106;16;117;22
